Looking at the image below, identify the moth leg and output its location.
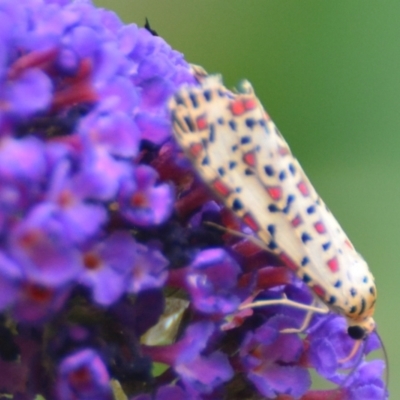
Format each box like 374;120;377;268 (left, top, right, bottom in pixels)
338;340;363;364
203;221;272;252
239;293;330;314
280;297;329;334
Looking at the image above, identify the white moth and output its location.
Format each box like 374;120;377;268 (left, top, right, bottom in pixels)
169;75;376;340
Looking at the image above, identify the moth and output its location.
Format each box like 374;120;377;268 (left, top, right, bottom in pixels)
169;75;377;340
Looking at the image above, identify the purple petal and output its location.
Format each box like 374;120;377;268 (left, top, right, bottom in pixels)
135;112;171;144
7;69;52;117
248;365;310;399
57;349;113;400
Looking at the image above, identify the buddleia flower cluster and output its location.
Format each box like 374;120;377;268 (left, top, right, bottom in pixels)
0;0;387;399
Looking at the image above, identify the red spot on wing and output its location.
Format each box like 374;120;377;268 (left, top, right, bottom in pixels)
189;143;203;158
230;100;245;116
243;213;260;232
212;179;231;197
278;146;289;156
266;186;282;201
313;285;326;298
327;257;339;273
297;181;309;197
291;214;303;227
196;116;207;130
344;239;353;250
243;151;255;167
314;221;326;234
244;98;257;110
279;252;298;272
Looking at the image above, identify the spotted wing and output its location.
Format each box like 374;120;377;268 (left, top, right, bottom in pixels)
169;76;376;319
230;80;375;316
169;76;302;253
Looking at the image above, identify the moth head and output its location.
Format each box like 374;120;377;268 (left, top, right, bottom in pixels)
347;315;376;340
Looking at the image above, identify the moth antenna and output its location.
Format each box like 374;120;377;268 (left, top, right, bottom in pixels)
377;331;389;399
329;332;388;400
326;341;365;400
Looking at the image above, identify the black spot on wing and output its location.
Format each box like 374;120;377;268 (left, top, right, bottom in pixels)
209;125;215;142
184;116;195;132
301;232;312;243
268;241;278;250
229;120;237;131
203;90;212;101
245;118;256;129
172;114;186;133
268;204;279;213
232;198;244;211
283;194;295;214
301;257;309;266
322;242;331;251
174;94;185;106
306;205;315;214
267;224;275;235
201;156;209;166
264;165;274;176
229;161;237;170
369;286;375;295
240;136;251;145
359;298;366;316
189;93;198;108
328;296;336;305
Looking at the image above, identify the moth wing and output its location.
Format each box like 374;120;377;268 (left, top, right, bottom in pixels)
170;77;307;261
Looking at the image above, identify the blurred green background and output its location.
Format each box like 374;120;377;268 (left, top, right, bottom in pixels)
95;1;398;397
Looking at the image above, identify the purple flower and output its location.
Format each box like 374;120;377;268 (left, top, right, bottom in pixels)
0;251;72;323
78;105;140;159
56;348;113;400
79;232;136;306
0;136;46;182
2;67;52;119
306;315;367;381
344;360;387;400
9;204;83;286
118;165;174;226
125;241;169;294
169;248;243;314
142;322;233;395
45;160;108;244
13;280;72;324
239;315;311;399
